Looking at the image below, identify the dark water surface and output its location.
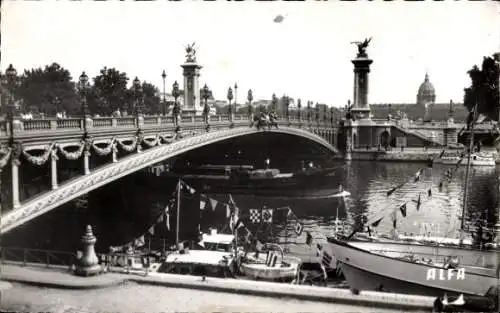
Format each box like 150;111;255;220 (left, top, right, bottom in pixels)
4;158;498;253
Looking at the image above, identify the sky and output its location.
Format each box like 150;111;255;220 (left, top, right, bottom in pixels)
2;1;499;107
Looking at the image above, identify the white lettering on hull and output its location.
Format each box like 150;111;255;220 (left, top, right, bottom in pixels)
426;268;466;280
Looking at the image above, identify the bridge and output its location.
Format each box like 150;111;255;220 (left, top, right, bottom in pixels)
0;114;340;234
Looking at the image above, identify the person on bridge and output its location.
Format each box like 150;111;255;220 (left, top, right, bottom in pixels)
269;111;278;129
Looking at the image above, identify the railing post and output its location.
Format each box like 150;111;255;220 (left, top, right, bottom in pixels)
50;119;57;130
112;118;117;128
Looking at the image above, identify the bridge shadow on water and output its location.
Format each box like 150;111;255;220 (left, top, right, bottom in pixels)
2;132;342;253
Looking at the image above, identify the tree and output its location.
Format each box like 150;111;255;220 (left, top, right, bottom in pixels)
141;82;161;114
463;53;500;121
91;67;129;115
16;63;79;115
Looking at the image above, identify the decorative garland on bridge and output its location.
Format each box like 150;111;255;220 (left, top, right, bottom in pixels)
116;136;138;152
142;135;161;148
21;143;56;166
58;141;85;160
91;137;116;156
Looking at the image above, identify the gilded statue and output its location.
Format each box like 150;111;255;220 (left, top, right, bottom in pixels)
350;37;372;57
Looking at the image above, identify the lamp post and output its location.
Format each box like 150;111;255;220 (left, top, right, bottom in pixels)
202;84;210;125
284;95;290;122
78;71;90;137
315;103;320;124
162;70;167;116
227;87;233;122
297;99;302;123
323;105;327;125
4;64;19;140
234;83;238;111
53;96;61;117
133;77;143;129
172;80;180;127
307;101;311;123
247;89;253;120
330;106;335;125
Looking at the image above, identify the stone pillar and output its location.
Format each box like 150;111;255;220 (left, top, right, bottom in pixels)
10;144;21;210
50;148;58;190
83;140;91;175
74;225;102;277
351;55;373;120
181;62;203;116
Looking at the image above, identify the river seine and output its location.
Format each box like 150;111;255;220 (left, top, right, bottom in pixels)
3;159;499;253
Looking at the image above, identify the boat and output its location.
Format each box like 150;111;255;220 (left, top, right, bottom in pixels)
436;152;496;166
325;105;499;307
166;164;339;196
238;243;301;282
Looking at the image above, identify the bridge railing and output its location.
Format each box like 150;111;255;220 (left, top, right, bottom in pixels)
0;246;77;271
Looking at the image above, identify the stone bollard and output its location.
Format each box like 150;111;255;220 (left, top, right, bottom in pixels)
74;225;102;277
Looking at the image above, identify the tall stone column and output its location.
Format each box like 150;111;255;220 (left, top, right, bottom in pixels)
181;44;203;116
351;56;373;120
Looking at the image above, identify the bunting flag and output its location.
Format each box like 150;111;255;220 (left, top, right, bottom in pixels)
249;209;261;223
228;194;236;206
181;180;196;194
200;199;207;210
391;211;397;229
414;169;423;182
226;204;231;218
134;235;145;248
148;225;155;236
209;198;218;211
413;193;422;211
371;217;383;227
287;208;293;217
306;231;313;245
262;209;273;223
399;203;407;217
158;214;164;223
165;206;171;231
295;222;304;236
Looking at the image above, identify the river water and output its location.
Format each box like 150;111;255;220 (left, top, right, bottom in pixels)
3;158;499;254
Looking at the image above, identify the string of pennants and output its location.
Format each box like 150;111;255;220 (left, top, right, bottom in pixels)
117;180;196;249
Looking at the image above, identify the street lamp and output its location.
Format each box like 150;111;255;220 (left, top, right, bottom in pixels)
78;71;90;136
323;105;327;124
53;96;61;117
162;70;167;115
297;99;302;122
307;101;311;123
284;95;290;121
315;103;320;123
227;87;233;119
202;84;210;124
172;80;180;127
330;106;335;125
133;77;143;116
234;83;238;110
247;89;253;120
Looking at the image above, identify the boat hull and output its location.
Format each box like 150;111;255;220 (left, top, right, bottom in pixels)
325;237;498;298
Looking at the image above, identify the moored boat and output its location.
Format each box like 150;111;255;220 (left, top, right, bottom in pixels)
436;152;496;166
239;243;301;282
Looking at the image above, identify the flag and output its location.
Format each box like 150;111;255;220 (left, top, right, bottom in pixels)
295;222;304;236
200;199;206;210
322;251;334;269
249;209;261;223
391;211;397;229
306;231;313;245
287;208;293;217
209;198;218;211
165;206;171;231
414;193;422;211
371;217;383;227
387;187;398;196
262;209;273;223
134;235;145;248
414;169;422;182
181;180;196;194
399;203;407;217
148;225;155;236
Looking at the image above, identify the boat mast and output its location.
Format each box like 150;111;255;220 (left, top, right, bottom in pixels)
176;178;181;247
460;103;478;243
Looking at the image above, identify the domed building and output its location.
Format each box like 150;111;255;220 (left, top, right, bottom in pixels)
416;73;436;121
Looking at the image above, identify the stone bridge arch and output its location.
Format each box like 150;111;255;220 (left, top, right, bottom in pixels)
1;126;338;234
